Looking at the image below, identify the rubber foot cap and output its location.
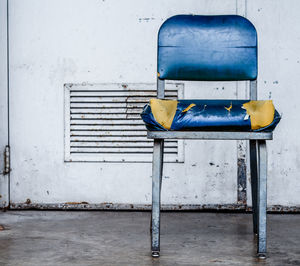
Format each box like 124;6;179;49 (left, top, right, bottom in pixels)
258;253;266;259
152;251;160;258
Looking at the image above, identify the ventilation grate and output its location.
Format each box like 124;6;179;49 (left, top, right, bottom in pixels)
64;83;184;162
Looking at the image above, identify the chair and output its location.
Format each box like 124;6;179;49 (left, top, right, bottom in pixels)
148;15;271;259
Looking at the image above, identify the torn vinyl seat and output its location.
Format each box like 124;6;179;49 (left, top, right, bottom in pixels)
141;99;281;132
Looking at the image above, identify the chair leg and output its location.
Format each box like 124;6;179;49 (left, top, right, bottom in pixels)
257;140;267;258
250;140;258;234
151;139;164;257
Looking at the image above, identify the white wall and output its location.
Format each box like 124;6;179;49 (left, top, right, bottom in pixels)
6;0;300;208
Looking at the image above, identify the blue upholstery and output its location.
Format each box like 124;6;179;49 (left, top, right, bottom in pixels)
158;15;257;81
141;100;281;132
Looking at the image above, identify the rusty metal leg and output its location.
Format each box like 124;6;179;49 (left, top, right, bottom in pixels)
250;140;258;234
257;140;267;258
151;139;164;258
237;141;247;205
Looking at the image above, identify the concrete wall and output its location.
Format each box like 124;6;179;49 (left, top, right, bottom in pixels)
3;0;300;208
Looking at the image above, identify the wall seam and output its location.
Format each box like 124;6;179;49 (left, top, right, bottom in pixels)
6;0;10;206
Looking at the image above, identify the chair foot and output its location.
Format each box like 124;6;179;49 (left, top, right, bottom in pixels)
152;251;160;258
257;253;266;259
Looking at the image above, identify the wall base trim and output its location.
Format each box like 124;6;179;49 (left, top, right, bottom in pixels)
6;203;300;213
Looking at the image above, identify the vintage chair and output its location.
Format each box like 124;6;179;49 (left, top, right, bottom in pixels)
146;15;273;258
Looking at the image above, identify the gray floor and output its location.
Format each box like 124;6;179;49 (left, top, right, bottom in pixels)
0;211;299;266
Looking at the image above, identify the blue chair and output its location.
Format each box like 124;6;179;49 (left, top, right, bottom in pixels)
147;15;272;259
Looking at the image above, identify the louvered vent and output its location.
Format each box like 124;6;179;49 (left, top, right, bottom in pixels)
64;83;184;162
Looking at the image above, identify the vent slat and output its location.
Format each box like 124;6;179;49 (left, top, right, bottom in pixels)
71;114;141;119
70;96;176;103
71;136;152;141
70;108;144;114
70;91;177;97
70;120;144;125
68;84;179;91
71;141;177;147
71;130;147;136
70;147;177;153
71;102;146;108
70;151;177;154
71;110;143;115
71;125;146;130
71;139;176;143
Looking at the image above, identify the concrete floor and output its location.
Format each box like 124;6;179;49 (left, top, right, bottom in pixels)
0;211;299;266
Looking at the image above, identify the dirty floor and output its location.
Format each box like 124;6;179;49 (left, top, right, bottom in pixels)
0;211;299;266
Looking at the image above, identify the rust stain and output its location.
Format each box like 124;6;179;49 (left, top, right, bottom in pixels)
224;102;232;112
5;202;300;213
0;225;5;231
65;201;89;205
25;198;31;204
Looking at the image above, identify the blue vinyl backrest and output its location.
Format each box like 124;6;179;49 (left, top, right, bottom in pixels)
158;15;257;81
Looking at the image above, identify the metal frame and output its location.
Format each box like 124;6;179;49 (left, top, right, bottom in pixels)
149;79;268;258
148;131;272;140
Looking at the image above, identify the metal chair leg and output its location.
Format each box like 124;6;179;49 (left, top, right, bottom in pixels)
250;140;258;234
151;139;164;258
257;140;267;258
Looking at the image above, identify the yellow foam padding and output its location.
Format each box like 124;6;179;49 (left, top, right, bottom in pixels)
182;103;196;113
150;99;178;130
242;100;275;130
224;102;232;112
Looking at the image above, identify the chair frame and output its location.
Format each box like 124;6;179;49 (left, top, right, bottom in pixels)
148;78;269;259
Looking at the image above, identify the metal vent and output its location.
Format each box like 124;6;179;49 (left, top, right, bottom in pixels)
64;83;184;162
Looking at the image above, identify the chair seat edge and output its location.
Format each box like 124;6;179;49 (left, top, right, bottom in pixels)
147;131;273;140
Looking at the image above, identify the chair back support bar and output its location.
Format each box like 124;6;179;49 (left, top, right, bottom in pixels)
157;78;165;99
158;15;257;81
250;80;258;100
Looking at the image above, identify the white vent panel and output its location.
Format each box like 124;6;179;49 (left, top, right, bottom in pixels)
64;83;184;162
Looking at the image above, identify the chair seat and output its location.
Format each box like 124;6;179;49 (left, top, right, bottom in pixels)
141;99;281;132
147;131;272;140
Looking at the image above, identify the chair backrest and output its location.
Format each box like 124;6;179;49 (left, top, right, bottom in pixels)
157;15;257;81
